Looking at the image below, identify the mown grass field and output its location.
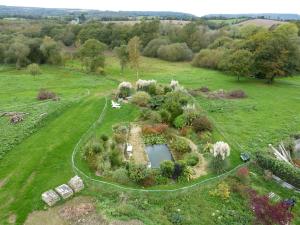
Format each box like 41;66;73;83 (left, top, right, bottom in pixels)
0;55;300;224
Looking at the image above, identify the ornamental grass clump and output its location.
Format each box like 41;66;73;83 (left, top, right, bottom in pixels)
117;81;132;98
210;141;230;174
136;79;157;93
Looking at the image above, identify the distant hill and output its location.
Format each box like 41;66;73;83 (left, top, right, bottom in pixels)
0;5;196;20
203;13;300;21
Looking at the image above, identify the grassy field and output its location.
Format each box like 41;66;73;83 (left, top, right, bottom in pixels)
0;55;300;224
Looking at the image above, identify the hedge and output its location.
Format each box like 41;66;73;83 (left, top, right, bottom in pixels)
255;152;300;188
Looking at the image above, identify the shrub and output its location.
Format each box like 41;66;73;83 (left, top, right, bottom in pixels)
131;91;151;107
100;134;109;142
143;134;167;145
37;89;57;101
109;148;122;168
128;163;148;184
112;168;130;184
160;160;174;178
192;48;225;69
157;43;193;62
159;109;171;123
209;182;230;200
183;106;201;126
173;115;186;129
92;141;103;154
96;66;105;75
143;38;169;57
192;116;213;132
236;167;250;183
172;162;186;180
140;109;162;123
255;152;300;188
184;153;199;166
27;63;41;76
170;138;191;154
142;123;168;135
248;189;293;225
149;96;165;109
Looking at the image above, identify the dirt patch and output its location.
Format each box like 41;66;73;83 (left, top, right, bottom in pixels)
128;125;148;164
24;196;144;225
8;213;16;224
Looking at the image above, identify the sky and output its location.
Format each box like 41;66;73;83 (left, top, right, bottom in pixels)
1;0;300;16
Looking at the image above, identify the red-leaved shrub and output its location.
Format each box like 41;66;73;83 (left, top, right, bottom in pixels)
248;189;293;225
142;123;168;135
236;167;249;183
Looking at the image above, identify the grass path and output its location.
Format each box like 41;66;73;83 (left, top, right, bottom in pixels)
0;96;106;225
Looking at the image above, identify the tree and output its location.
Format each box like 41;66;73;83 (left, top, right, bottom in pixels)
224;49;254;81
157;43;193;62
6;41;30;69
78;39;106;72
128;36;141;79
114;45;129;75
248;24;300;83
40;36;63;65
142;38;169;57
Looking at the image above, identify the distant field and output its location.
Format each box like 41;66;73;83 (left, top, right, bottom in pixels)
235;18;286;27
101;19;191;25
207;18;246;25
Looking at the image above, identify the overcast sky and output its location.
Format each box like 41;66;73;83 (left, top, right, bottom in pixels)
2;0;300;16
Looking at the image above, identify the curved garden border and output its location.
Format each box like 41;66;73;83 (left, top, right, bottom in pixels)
71;96;249;192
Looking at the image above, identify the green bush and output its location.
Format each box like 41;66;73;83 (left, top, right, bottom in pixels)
132;91;151;107
157;43;193;62
143;38;169;57
100;134;109;142
109;148;122;168
128;163;148;184
143;134;166;145
192;116;213;132
150;96;165;110
112;168;130;185
140;109;162;123
170;138;191;154
159;109;171;123
256;152;300;188
192;48;225;69
160;160;174;178
173;115;186;129
27;63;41;76
184;153;199;166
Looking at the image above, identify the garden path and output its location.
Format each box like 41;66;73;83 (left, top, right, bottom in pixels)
128;125;148;164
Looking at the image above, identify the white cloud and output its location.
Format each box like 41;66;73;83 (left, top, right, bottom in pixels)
1;0;300;16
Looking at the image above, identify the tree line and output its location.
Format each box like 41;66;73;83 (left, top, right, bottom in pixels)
0;18;299;83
